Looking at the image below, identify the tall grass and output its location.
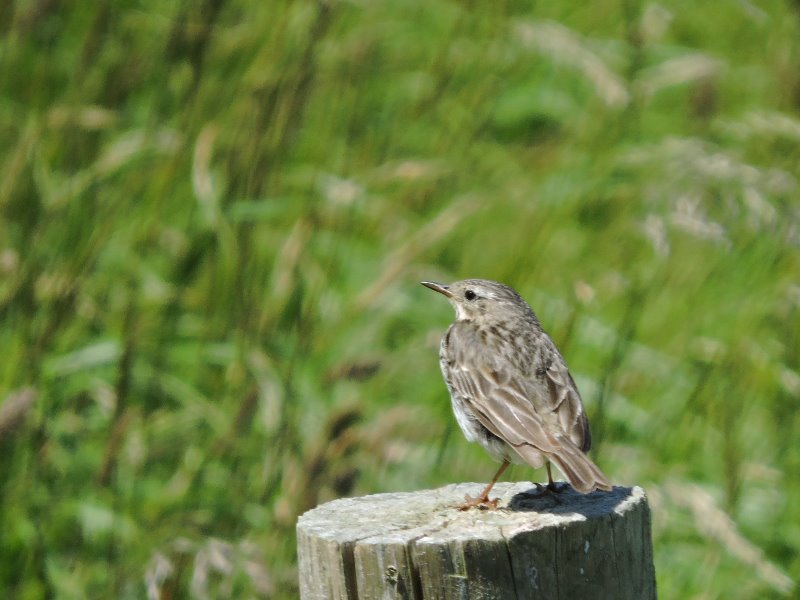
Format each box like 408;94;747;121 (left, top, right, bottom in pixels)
1;1;798;597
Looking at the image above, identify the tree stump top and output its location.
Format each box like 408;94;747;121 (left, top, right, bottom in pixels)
299;482;644;541
297;482;655;599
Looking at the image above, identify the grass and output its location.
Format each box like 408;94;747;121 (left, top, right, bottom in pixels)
1;0;799;598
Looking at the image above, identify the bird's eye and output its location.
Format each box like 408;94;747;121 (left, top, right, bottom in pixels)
465;290;477;301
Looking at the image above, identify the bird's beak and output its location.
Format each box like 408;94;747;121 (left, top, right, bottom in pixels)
421;281;454;298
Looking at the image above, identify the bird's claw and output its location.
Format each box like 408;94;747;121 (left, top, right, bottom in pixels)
526;481;568;498
457;493;499;511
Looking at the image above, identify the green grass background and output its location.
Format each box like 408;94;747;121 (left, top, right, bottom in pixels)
1;1;799;598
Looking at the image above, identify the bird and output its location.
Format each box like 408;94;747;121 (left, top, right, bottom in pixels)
421;278;611;509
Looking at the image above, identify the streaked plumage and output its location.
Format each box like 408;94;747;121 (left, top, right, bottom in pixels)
422;278;610;504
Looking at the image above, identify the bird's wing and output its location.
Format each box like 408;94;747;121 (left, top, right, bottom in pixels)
445;328;590;455
447;361;560;451
445;330;560;454
540;347;592;452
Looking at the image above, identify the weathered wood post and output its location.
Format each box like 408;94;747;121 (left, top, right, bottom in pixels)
297;482;656;599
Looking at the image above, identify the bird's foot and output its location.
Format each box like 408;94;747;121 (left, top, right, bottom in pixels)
526;481;569;498
547;480;569;493
457;493;499;511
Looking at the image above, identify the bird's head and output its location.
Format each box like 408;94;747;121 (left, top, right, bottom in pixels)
420;278;536;323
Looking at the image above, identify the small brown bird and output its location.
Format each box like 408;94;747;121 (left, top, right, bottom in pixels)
422;278;611;509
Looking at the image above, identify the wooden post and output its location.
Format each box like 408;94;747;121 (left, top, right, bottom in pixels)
297;482;656;599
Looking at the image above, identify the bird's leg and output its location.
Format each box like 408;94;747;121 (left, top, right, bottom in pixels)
545;462;568;493
458;460;510;510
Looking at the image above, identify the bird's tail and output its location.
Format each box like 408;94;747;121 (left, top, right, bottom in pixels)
549;436;612;493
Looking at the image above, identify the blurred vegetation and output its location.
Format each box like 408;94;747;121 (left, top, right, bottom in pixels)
1;0;799;598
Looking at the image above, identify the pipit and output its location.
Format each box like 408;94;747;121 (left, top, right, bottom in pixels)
421;278;611;509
